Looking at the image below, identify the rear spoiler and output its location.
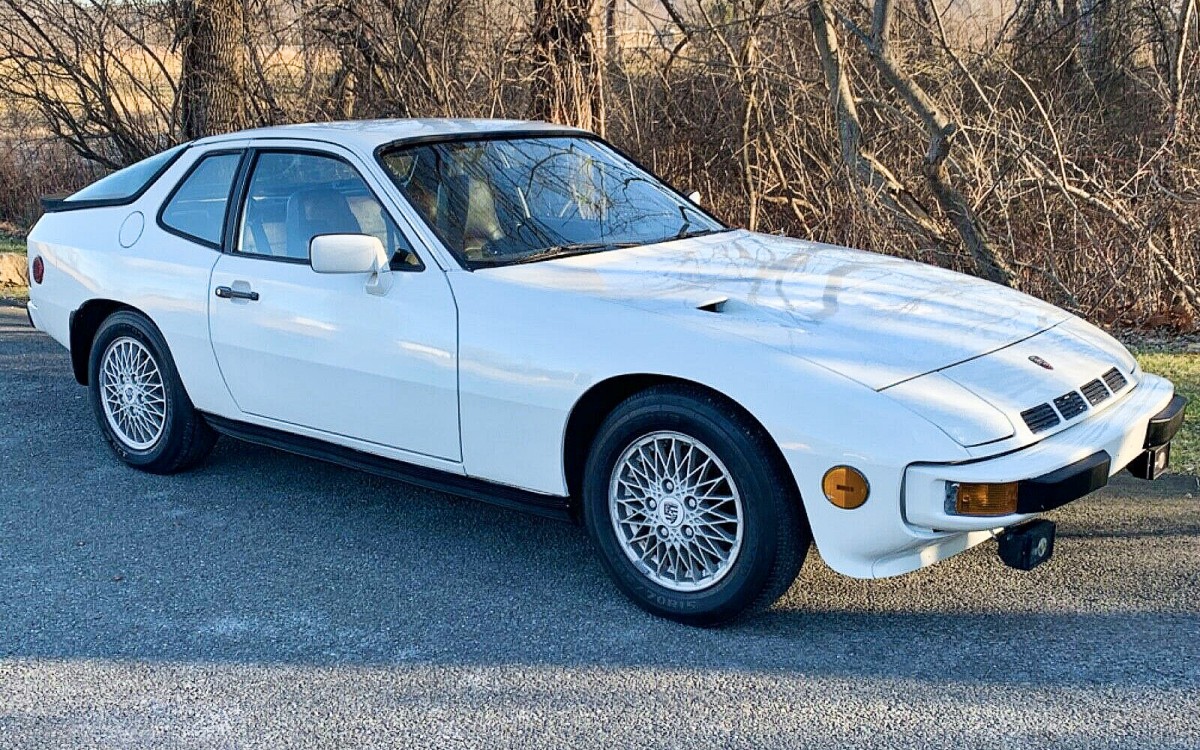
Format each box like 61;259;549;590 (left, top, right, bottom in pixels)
40;195;69;213
39;194;129;213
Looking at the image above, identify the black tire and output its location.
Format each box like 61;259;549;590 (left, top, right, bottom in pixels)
87;310;217;474
582;385;810;626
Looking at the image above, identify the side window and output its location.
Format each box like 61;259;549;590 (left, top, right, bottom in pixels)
159;152;241;247
237;151;422;270
66;144;188;205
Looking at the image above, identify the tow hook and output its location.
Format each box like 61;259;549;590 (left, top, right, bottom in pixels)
998;519;1056;571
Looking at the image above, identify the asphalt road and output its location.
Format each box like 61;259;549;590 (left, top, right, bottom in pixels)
1;305;1198;749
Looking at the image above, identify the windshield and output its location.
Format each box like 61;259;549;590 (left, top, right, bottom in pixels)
378;136;725;269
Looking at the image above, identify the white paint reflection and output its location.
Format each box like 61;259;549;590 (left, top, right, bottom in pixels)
399;340;453;362
480;229;1073;390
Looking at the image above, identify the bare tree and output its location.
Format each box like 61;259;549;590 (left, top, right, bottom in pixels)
808;0;943;241
0;0;178;166
857;0;1015;285
0;0;1196;327
809;0;1014;285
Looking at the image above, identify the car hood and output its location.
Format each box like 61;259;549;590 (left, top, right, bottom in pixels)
485;229;1072;390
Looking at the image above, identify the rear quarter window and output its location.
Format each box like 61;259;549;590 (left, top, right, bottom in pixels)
63;144;189;207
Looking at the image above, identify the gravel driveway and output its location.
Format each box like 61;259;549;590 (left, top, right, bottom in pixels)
1;306;1198;749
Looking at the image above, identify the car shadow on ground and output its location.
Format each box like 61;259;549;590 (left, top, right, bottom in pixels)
4;435;1198;690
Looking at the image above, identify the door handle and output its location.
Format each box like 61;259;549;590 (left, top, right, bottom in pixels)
215;285;259;302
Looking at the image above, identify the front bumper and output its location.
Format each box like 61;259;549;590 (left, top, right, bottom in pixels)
1015;449;1111;514
1146;394;1188;448
904;373;1182;534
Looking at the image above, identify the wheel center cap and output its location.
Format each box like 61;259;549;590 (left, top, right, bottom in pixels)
659;498;684;529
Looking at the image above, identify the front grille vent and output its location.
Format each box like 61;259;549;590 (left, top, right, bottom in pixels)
1103;367;1128;393
1021;403;1061;433
1020;365;1127;436
1081;379;1110;406
1053;391;1088;420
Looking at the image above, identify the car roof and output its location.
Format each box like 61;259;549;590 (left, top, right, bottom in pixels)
193;118;589;153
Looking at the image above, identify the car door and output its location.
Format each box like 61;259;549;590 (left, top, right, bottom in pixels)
207;144;461;462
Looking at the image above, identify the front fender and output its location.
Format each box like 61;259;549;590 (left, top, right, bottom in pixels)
452;271;970;576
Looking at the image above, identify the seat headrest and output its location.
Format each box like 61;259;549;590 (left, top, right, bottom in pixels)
285;188;361;259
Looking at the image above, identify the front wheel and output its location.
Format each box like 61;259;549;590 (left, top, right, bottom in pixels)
88;310;216;473
583;385;810;626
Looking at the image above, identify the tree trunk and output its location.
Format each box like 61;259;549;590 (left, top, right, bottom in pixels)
528;0;605;133
180;0;248;139
1079;0;1133;94
1170;0;1197;135
604;0;618;62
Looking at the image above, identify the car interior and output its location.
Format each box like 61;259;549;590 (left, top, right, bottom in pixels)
236;153;421;269
383;139;697;267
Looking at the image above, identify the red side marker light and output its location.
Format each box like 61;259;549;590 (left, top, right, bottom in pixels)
31;256;44;284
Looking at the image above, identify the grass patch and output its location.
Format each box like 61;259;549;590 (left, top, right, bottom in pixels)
1137;352;1199;475
0;224;25;253
0;285;28;305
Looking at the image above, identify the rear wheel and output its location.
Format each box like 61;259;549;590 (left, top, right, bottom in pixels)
88;310;216;473
583;385;809;626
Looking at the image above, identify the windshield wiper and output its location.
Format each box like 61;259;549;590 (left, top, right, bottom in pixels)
672;227;733;241
474;230;730;269
494;241;640;266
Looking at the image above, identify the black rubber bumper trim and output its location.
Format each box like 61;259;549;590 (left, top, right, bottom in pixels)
1016;450;1111;514
1145;394;1188;448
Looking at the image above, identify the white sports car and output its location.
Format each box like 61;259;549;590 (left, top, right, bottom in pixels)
26;119;1187;624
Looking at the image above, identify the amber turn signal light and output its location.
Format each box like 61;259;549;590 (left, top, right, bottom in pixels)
822;466;869;509
951;482;1019;516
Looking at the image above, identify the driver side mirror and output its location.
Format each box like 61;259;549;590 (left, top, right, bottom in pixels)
310;234;393;296
687;190;701;204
